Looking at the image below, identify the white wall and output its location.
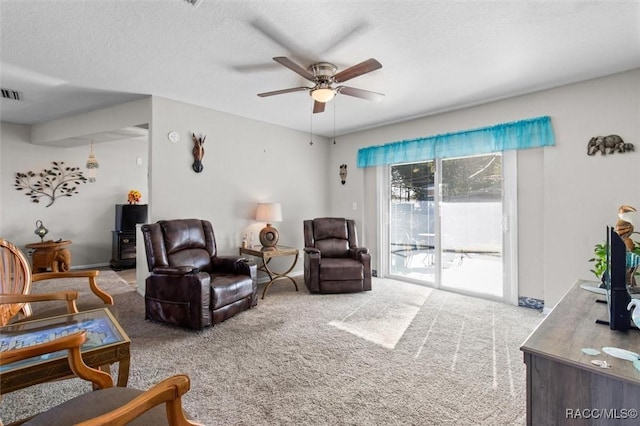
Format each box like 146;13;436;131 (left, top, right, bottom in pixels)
0;121;3;233
0;122;148;266
130;96;331;291
146;97;330;275
330;69;640;308
3;70;637;308
1;96;330;287
30;98;151;145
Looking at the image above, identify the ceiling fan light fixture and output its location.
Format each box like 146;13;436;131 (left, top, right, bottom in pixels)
259;57;383;110
311;88;335;103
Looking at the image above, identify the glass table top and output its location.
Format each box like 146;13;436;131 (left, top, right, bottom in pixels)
0;308;129;373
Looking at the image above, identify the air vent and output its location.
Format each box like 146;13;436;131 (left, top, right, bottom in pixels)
1;88;23;101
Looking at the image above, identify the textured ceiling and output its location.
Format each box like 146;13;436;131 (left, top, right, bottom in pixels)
1;0;639;138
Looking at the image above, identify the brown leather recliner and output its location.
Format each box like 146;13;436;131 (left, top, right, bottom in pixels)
141;219;258;330
303;217;372;294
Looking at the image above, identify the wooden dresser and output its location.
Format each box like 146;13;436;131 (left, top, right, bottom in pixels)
520;279;640;425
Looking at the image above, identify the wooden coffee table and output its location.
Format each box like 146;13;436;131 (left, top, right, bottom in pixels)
0;308;130;394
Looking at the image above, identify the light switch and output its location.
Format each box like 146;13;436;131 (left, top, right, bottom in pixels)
136;157;142;165
352;202;357;210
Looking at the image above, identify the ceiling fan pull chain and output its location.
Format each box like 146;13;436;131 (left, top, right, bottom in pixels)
309;107;313;146
333;100;337;145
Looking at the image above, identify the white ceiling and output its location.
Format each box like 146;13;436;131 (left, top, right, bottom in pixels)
1;0;639;138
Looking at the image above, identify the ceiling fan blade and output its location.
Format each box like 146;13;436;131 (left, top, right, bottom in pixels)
250;19;313;64
231;62;281;73
313;101;326;114
273;57;315;81
257;87;309;97
334;58;382;83
338;86;385;102
320;21;369;56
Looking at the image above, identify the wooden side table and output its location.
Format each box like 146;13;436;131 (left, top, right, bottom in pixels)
239;245;299;299
25;240;72;273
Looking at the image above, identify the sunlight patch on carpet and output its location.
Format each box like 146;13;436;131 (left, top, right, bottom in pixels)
329;283;432;349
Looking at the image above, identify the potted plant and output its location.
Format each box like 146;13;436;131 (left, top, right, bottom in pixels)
588;241;608;286
589;240;640;288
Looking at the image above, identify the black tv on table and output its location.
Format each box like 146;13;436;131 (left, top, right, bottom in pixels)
597;226;632;331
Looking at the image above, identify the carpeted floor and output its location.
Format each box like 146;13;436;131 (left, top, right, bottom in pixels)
0;271;544;425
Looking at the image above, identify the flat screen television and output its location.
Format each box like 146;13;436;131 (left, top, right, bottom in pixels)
596;227;632;331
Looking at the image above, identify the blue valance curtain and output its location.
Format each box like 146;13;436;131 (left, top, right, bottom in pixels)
357;115;555;168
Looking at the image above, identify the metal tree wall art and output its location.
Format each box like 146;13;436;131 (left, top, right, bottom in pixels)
14;161;88;207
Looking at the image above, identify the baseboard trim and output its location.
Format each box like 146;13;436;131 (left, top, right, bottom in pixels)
70;262;110;270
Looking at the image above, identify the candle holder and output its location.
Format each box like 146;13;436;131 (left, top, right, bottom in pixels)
34;220;49;242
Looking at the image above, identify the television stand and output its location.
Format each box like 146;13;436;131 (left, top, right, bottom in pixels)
520;279;640;425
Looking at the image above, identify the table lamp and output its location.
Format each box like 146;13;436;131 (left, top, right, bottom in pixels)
256;203;282;247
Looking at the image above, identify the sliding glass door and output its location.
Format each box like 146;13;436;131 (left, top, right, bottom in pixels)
440;154;503;297
388;153;508;300
389;161;436;283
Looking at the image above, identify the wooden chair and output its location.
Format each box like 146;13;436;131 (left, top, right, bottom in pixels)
0;238;112;326
0;331;202;425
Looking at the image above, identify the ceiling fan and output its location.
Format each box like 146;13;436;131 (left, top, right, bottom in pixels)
257;57;384;113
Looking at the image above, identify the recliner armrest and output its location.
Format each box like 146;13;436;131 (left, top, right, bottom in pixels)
350;247;369;259
235;257;257;278
304;247;321;255
151;266;199;276
211;256;254;276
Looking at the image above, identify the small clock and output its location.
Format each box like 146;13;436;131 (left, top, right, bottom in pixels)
167;131;180;143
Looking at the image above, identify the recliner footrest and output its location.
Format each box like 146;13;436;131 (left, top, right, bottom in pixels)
210;275;255;309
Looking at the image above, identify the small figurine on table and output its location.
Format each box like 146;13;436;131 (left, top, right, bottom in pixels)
615;205;637;252
615;205;638;290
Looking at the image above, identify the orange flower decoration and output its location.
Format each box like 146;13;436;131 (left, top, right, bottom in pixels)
127;189;141;204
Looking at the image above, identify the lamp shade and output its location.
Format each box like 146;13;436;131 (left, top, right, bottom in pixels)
256;203;282;248
256;203;282;223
